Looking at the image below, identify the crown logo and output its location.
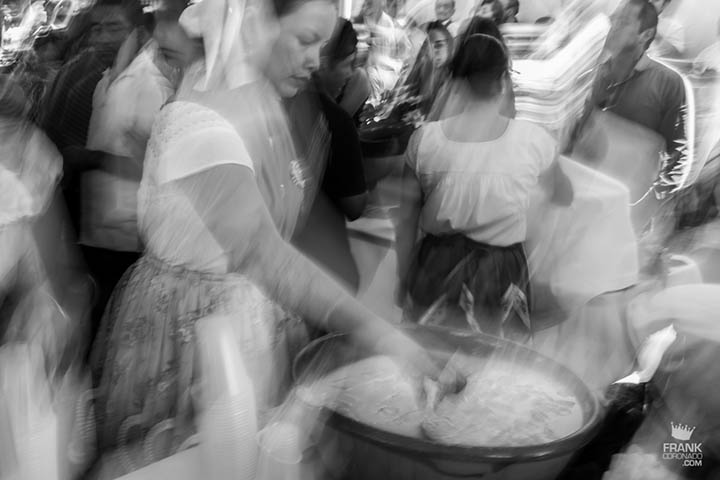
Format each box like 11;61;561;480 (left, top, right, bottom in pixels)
671;422;696;441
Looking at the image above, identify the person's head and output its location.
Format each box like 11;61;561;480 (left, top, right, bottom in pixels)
606;0;658;55
317;18;358;97
502;0;518;23
458;15;506;55
153;0;203;69
475;0;504;25
426;21;453;69
649;0;671;14
450;33;509;102
360;0;386;21
87;0;141;52
435;0;455;23
266;0;338;98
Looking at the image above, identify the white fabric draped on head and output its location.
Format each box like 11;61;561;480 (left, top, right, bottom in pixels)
178;0;273;91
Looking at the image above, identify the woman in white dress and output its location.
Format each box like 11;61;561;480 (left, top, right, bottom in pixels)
0;74;89;361
89;0;462;472
396;34;572;341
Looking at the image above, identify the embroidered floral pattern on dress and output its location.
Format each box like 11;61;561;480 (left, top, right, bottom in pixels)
91;97;307;475
289;158;308;189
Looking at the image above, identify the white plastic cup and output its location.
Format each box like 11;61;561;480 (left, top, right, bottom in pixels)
255;422;304;480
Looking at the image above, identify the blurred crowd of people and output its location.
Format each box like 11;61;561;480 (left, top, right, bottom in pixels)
1;0;720;479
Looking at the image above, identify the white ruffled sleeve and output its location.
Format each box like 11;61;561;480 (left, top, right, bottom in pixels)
155;103;255;185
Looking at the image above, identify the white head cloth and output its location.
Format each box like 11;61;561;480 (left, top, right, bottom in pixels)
178;0;274;91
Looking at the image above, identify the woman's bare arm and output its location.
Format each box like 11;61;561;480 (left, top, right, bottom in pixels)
175;164;442;374
393;164;422;305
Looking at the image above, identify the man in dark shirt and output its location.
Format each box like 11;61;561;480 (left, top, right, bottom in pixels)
40;0;139;151
312;18;370;221
592;0;686;170
287;18;371;293
287;78;369;294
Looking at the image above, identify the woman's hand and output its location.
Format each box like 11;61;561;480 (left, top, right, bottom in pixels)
422;350;467;408
376;330;466;407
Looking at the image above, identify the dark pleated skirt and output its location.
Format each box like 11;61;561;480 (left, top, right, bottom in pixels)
404;233;531;341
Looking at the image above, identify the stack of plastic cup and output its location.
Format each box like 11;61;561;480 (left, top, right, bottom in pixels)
195;315;259;480
0;343;59;480
256;421;305;480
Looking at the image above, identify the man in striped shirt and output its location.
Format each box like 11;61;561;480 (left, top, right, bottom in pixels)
40;0;141;231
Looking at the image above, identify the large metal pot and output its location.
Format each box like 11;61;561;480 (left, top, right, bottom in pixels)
293;325;603;480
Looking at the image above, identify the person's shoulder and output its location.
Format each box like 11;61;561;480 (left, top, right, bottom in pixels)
317;91;360;139
645;58;686;93
510;119;554;140
55;50;88;78
405;121;436;154
152;100;239;146
123;43;158;73
151;100;255;183
694;42;720;73
410;121;443;151
414;120;440;138
317;90;347;120
166;99;230;121
646;57;683;81
508;120;558;160
696;42;720;59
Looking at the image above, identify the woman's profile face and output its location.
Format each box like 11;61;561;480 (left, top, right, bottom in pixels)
321;52;355;97
154;9;202;69
265;0;337;98
428;29;450;69
477;3;495;20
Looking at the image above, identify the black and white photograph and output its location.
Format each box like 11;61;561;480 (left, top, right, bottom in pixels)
0;0;718;478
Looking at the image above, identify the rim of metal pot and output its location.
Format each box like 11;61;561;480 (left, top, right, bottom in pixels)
293;324;604;463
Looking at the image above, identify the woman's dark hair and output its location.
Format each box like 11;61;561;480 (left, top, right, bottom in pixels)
426;20;452;42
457;16;506;53
321;18;358;65
450;33;509;99
272;0;338;18
95;0;145;28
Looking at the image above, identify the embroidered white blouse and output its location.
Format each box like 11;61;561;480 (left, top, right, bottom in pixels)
405;119;557;246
